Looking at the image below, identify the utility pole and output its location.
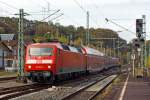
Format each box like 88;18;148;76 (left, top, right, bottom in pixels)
47;2;50;12
91;38;117;56
100;42;103;51
142;15;146;67
118;37;120;57
104;47;106;55
131;52;135;77
42;7;46;19
86;11;89;45
113;38;116;57
110;48;112;57
16;9;29;81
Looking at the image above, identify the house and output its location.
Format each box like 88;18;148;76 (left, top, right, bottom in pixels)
0;34;17;71
0;34;32;71
0;41;12;70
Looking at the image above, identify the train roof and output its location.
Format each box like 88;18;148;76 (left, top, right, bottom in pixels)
28;42;105;56
83;46;105;56
28;42;63;49
27;42;83;53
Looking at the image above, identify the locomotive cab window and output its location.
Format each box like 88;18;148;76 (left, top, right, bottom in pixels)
29;47;53;56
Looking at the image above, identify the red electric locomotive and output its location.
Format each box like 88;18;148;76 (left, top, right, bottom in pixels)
25;42;86;83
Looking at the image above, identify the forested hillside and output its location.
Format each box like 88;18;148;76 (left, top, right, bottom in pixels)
0;17;126;49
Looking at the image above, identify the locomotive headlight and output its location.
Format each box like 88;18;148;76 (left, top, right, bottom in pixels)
28;65;31;69
48;66;51;69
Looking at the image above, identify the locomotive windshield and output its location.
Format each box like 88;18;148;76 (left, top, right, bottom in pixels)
29;47;53;56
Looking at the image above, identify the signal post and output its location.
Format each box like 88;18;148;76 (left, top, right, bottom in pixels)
134;15;146;77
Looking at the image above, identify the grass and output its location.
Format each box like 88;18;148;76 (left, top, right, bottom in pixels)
0;70;17;77
94;75;123;100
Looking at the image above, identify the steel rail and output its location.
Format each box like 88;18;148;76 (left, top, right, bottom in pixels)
62;75;117;100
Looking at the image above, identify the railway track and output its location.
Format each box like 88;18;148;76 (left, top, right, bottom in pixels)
62;75;117;100
11;74;117;100
0;69;119;100
0;76;16;82
0;83;50;100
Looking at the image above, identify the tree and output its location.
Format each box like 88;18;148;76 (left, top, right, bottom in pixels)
0;27;5;34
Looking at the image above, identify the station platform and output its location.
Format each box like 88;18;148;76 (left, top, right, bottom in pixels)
120;74;150;100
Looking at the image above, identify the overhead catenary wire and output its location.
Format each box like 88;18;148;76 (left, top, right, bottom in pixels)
27;10;59;14
50;13;63;21
30;0;46;10
0;6;15;16
0;1;37;21
40;9;60;22
24;10;62;31
73;0;86;13
0;1;18;10
105;18;136;35
72;0;100;27
37;0;80;26
63;14;80;25
105;18;150;39
43;0;81;26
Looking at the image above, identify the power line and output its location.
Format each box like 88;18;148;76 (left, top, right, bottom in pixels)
0;1;18;10
0;1;37;21
72;0;100;27
43;0;81;26
27;10;58;14
33;0;82;26
40;9;60;21
50;13;63;21
110;18;136;21
105;18;150;39
30;0;46;9
0;6;15;15
105;18;136;35
72;0;86;13
63;14;80;25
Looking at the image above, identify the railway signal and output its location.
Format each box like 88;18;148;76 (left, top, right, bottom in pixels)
136;19;143;38
133;39;140;48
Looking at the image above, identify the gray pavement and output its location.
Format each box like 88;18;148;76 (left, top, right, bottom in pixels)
123;75;150;100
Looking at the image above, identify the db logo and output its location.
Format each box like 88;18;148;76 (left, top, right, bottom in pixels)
36;60;42;64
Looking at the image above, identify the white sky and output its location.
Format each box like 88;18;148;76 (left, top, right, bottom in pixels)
0;0;150;42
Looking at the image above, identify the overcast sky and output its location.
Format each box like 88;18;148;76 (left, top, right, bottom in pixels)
0;0;150;42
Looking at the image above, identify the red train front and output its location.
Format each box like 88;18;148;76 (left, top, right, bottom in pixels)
25;43;58;82
25;42;86;83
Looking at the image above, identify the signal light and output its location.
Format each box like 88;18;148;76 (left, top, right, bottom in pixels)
133;39;140;48
140;38;145;42
136;19;143;38
135;43;140;47
137;34;141;38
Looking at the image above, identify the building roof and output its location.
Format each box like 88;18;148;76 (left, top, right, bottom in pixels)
0;34;15;41
1;40;17;47
0;41;12;52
